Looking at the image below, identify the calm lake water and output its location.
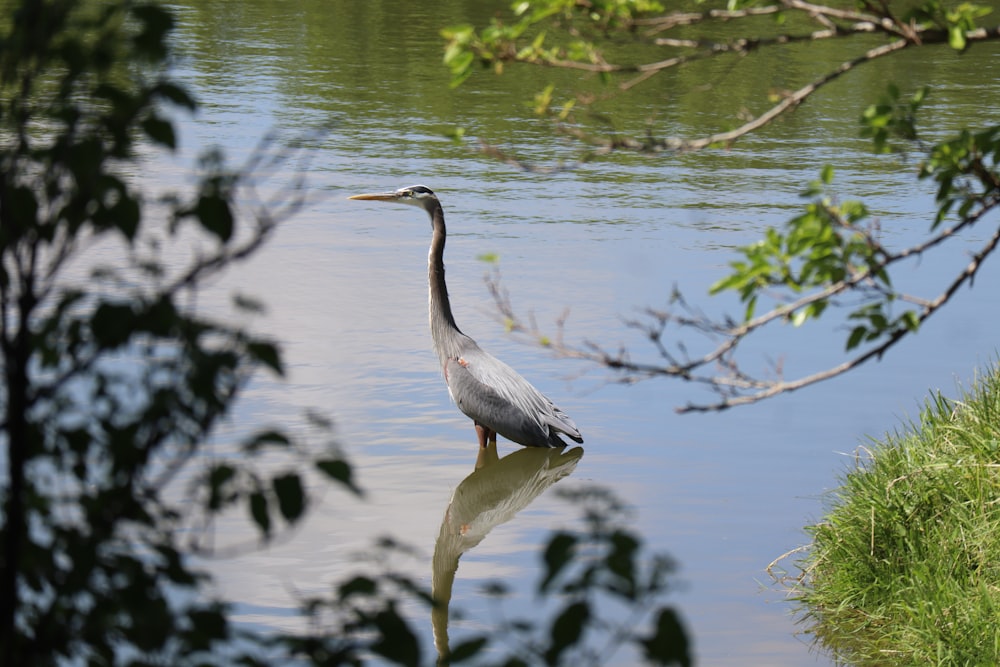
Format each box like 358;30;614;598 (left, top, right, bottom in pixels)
148;1;1000;664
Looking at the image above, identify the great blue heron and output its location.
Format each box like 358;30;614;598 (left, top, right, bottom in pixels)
348;185;583;449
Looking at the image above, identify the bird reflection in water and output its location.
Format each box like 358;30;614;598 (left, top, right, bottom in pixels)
431;442;584;663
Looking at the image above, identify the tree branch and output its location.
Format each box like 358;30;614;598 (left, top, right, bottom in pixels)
454;0;1000;163
687;219;1000;412
487;192;1000;412
453;2;1000;413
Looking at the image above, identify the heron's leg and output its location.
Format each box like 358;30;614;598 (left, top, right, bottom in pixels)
474;423;497;448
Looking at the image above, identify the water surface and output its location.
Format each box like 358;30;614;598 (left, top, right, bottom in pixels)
149;2;1000;664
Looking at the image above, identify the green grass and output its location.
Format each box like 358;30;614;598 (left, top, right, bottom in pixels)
793;367;1000;666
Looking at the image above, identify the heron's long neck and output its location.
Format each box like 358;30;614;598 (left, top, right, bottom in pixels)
428;204;463;365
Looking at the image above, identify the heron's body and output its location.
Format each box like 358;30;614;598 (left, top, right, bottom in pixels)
349;185;583;449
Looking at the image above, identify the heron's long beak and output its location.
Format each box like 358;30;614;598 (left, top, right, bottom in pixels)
347;192;400;201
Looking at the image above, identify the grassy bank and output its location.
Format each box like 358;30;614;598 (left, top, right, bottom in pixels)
793;367;1000;665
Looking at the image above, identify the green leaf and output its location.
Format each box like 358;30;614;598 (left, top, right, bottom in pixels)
91;302;135;349
442;125;466;143
157;544;198;587
948;24;967;50
901;310;921;332
111;195;141;241
247;340;283;376
447;637;488;663
208;464;237;509
7;185;39;230
448;51;475;88
245;429;291;452
708;270;745;295
141;295;178;336
540;532;577;593
605;530;640;599
195;193;234;242
249;490;271;537
820;164;834;185
232;293;266;313
637;608;692;667
186;608;228;643
370;605;420;666
142;114;176;149
272;473;306;522
316;458;361;495
846;325;867;351
131;3;174;60
544;601;589;663
743;294;758;322
305;409;335;430
153;81;197;110
481;581;509;597
338;575;377;599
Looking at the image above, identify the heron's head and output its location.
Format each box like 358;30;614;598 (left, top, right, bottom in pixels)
348;185;439;213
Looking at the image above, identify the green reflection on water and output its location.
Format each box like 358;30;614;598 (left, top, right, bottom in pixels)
165;0;1000;155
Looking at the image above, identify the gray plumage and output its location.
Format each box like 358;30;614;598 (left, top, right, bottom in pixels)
348;185;583;449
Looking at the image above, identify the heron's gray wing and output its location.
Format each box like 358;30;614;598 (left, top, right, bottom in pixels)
445;350;583;446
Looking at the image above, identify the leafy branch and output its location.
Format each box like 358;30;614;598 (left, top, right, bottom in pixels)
486;85;1000;411
444;1;1000;411
443;0;1000;157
